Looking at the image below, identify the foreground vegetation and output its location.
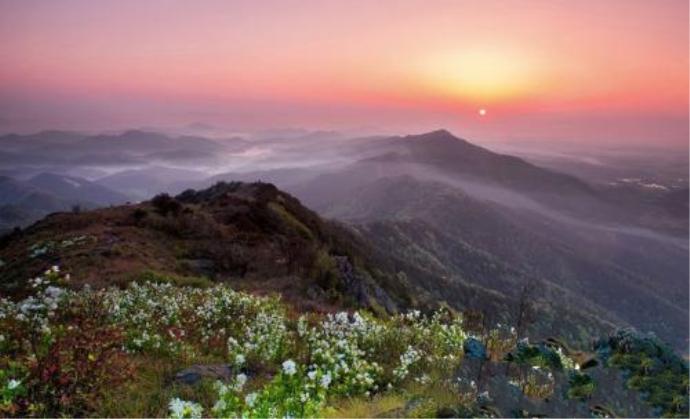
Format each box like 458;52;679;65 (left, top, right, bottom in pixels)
0;267;687;417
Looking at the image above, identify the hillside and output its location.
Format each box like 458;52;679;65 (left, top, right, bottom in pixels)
291;171;688;347
0;182;414;313
0;181;627;346
0;183;686;418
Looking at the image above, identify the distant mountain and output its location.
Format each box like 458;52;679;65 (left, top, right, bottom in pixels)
0;130;247;167
268;130;689;350
379;130;595;195
28;173;130;205
0;174;130;232
359;130;687;234
1;128;686;349
96;166;208;200
0;130;86;152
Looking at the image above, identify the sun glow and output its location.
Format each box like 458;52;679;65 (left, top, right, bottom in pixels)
421;48;543;103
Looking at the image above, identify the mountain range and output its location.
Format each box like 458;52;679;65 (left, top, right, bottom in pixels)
0;128;687;351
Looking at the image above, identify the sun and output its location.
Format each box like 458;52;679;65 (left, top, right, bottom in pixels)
478;108;487;116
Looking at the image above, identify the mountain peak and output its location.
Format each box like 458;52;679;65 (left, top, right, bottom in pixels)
411;129;458;141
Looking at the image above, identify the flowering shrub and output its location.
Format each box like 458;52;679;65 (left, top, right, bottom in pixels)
206;309;470;417
104;281;288;361
301;312;383;396
0;267;132;416
212;360;328;418
6;265;675;417
168;398;203;419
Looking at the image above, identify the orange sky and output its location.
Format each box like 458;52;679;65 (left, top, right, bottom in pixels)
0;0;687;147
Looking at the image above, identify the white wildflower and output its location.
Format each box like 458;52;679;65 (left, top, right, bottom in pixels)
320;372;332;388
282;359;297;376
245;392;258;407
235;373;248;390
234;353;246;366
7;379;20;390
168;397;203;419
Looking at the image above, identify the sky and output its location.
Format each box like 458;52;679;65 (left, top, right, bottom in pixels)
0;0;688;148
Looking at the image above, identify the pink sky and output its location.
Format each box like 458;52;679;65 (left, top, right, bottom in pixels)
0;0;687;147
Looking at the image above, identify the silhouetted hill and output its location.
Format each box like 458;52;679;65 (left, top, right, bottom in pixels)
96;166;208;200
0;182;418;314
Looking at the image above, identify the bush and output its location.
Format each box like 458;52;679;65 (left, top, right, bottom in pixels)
132;208;148;222
567;371;595;401
28;300;133;416
151;194;182;216
0;268;133;416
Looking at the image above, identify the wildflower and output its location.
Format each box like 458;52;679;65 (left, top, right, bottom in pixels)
7;379;20;390
168;397;203;419
235;353;246;366
320;372;332;388
235;373;248;389
245;392;258;407
282;359;297;375
307;370;317;380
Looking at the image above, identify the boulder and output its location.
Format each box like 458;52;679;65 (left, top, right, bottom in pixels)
174;364;233;386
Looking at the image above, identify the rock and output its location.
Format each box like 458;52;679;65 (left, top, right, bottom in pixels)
174;364;233;386
464;337;488;359
334;255;398;313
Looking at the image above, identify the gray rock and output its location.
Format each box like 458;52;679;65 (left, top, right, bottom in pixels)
174;364;233;386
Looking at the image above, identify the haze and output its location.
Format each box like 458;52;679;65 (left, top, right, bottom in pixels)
0;0;688;148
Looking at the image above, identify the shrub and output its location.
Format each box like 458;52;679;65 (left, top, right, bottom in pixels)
132;208;148;221
0;268;133;416
28;300;133;416
212;360;328;418
151;194;182;216
567;371;595;401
